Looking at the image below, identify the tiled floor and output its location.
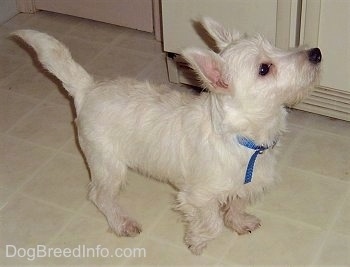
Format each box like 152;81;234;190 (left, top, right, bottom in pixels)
1;11;349;266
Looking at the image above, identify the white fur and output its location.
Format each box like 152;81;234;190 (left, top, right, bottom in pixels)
13;19;321;255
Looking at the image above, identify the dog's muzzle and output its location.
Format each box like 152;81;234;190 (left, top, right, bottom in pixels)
308;48;322;64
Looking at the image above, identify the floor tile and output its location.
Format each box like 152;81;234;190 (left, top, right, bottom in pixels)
0;89;39;132
126;237;217;266
34;215;145;265
8;102;75;149
0;135;54;190
118;32;163;56
221;211;324;265
332;191;350;236
0;194;74;248
60;35;109;66
257;167;348;229
69;18;127;43
60;137;84;157
21;11;80;35
314;233;350;266
21;153;90;210
0;54;27;80
291;109;350;138
136;54;170;84
118;170;175;234
0;187;14;209
151;208;237;259
78;170;175;234
287;130;350;182
0;64;60;100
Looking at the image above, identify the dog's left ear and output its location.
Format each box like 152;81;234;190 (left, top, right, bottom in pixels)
182;48;229;93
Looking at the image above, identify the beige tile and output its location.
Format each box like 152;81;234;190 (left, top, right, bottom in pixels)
45;86;73;106
0;64;60;100
287;131;350;182
78;200;106;223
136;54;170;84
0;90;39;132
222;211;323;265
126;237;217;266
118;32;163;56
0;247;28;265
79;170;175;235
118;171;175;234
0;32;33;59
0;187;14;208
36;215;145;265
8;102;75;149
69;18;127;43
290;109;350;137
151;209;237;259
86;46;154;79
314;233;350;265
257;167;348;228
148;208;185;247
60;35;109;66
0;135;54;190
0;194;74;247
61;137;84;157
0;54;26;80
22;11;80;36
277;124;303;164
287;109;313;126
21;153;90;210
332;193;350;236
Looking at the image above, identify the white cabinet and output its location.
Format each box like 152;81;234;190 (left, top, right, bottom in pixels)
297;0;350;120
162;0;350;121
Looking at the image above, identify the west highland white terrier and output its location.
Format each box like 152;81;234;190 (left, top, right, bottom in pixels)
13;17;321;255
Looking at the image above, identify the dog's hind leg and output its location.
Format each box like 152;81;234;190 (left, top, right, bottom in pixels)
87;157;142;237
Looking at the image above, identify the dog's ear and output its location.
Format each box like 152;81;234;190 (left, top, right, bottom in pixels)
182;48;229;94
201;17;240;51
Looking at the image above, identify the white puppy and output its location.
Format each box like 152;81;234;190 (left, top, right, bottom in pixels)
13;17;321;255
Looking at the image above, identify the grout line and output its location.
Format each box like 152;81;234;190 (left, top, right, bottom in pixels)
289;120;350;142
310;186;350;265
2;135;80;205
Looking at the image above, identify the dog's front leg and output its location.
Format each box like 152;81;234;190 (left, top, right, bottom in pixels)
222;196;261;235
177;192;223;255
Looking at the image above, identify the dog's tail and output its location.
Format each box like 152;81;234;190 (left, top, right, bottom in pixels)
12;29;94;111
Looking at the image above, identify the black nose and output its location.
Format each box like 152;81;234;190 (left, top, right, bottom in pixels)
308;48;322;64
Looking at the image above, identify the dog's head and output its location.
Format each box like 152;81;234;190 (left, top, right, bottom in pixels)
182;17;321;108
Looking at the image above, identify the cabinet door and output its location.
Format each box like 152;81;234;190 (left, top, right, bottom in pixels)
298;0;350;121
162;0;298;53
34;0;154;32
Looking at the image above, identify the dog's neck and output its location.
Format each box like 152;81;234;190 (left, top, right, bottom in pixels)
208;93;287;146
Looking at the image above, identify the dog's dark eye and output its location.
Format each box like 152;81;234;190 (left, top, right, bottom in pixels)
259;63;271;76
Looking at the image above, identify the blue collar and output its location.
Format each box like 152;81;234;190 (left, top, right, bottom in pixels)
237;136;278;184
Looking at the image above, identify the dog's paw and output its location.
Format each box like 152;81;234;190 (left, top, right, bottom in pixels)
237;213;261;235
184;235;207;255
187;242;207;255
109;217;142;237
121;218;142;237
225;212;261;235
